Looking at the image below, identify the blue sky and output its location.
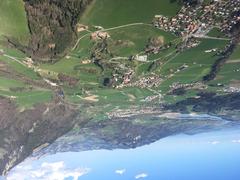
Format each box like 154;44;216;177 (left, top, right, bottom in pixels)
6;128;240;180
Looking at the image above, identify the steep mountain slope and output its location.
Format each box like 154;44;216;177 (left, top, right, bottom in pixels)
23;0;92;61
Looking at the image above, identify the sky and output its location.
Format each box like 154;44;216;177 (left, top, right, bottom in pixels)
5;128;240;180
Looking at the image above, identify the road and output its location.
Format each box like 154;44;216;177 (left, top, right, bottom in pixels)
72;22;150;51
193;34;230;41
72;33;91;51
3;54;27;67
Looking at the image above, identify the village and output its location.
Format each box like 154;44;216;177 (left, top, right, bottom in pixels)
1;0;238;110
112;0;240;94
153;0;240;38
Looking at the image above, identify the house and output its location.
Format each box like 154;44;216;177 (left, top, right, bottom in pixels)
94;26;104;30
134;55;148;62
48;43;56;49
90;31;110;40
97;31;110;39
155;15;162;18
81;59;91;64
76;24;88;32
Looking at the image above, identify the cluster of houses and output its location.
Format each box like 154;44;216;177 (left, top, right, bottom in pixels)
112;69;134;88
199;0;240;33
130;75;163;88
218;0;240;32
153;0;240;38
154;7;199;36
112;66;163;89
117;74;163;89
90;31;110;40
122;70;134;84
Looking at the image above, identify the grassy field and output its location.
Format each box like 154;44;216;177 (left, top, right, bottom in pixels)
41;23;176;84
207;28;227;38
108;24;176;56
0;43;27;58
211;62;240;85
208;45;240;85
0;76;52;109
0;0;30;44
40;57;82;75
0;89;52;109
229;45;240;60
0;56;40;80
80;0;181;28
0;38;44;108
158;39;228;74
0;77;25;91
155;39;229;93
73;24;176;56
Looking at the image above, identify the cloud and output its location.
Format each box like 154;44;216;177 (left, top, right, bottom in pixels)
135;173;148;179
115;169;126;175
7;161;90;180
232;139;240;143
208;141;220;145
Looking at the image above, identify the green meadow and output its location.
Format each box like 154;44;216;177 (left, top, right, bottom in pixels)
207;28;227;38
0;0;30;44
209;46;240;85
0;76;52;109
156;39;229;93
80;0;180;28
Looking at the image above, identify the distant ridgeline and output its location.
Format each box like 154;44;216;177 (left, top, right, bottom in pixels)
21;0;92;62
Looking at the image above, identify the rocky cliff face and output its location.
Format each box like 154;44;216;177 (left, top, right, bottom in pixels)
23;0;92;61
